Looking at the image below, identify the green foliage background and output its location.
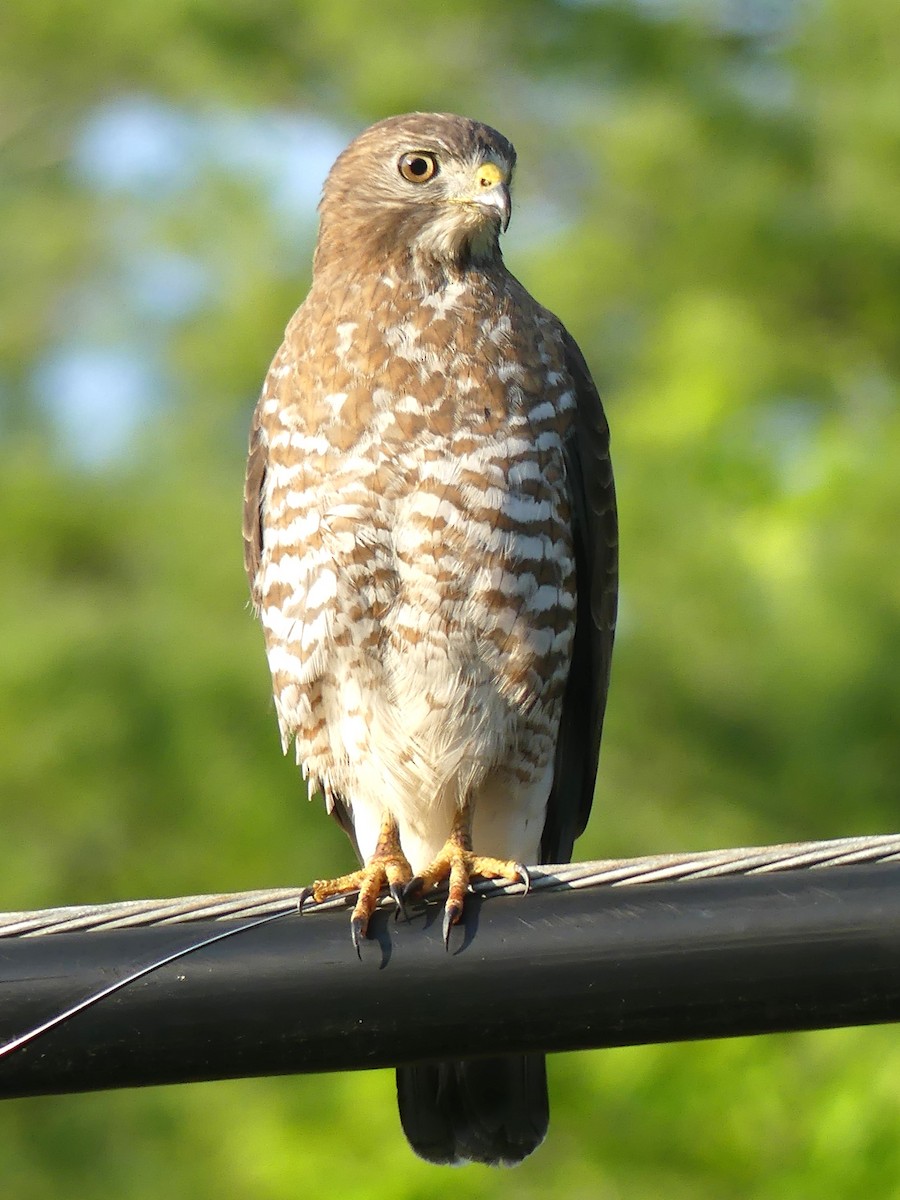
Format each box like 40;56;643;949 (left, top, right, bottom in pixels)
2;0;899;1195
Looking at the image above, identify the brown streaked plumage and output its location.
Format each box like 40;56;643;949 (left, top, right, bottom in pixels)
243;112;617;1167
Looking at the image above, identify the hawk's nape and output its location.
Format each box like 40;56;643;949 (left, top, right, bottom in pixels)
243;112;617;1166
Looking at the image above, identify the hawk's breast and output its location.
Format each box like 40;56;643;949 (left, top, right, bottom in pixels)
255;269;578;851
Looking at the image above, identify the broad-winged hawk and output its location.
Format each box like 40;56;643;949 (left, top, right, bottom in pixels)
243;112;617;1166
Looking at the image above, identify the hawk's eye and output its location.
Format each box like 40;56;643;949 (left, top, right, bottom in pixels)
398;152;438;183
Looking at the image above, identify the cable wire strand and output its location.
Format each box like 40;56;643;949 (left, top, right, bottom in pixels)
3;832;898;939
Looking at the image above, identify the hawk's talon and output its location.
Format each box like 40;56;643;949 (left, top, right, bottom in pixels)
516;864;531;895
405;811;531;950
389;881;409;921
301;816;413;953
350;914;365;958
442;900;463;950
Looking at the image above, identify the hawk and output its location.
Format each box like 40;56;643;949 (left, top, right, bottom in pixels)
243;112;617;1166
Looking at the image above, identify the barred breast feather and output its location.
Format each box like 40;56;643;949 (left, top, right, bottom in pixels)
247;265;580;872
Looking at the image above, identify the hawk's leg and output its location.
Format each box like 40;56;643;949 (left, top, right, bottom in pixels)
405;800;530;948
304;811;413;954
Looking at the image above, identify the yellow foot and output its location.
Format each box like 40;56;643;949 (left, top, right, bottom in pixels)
301;850;413;955
406;846;530;948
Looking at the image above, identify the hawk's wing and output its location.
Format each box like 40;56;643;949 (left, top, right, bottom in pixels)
242;387;361;855
242;401;267;607
540;330;618;864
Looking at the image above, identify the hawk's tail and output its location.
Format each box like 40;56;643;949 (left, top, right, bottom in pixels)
395;1054;549;1167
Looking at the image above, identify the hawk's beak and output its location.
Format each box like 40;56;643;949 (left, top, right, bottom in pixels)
471;162;512;233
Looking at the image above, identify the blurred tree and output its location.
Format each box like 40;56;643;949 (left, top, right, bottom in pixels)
1;0;899;1196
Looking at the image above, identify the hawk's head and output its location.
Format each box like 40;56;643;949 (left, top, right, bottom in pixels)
315;112;516;274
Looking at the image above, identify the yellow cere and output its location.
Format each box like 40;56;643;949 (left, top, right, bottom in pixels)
476;161;505;188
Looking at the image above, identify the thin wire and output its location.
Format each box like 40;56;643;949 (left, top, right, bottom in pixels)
2;833;899;940
0;904;299;1060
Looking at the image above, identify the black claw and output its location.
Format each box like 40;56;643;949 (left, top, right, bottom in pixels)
516;864;531;895
442;902;462;950
389;882;409;921
350;915;366;959
297;886;314;912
